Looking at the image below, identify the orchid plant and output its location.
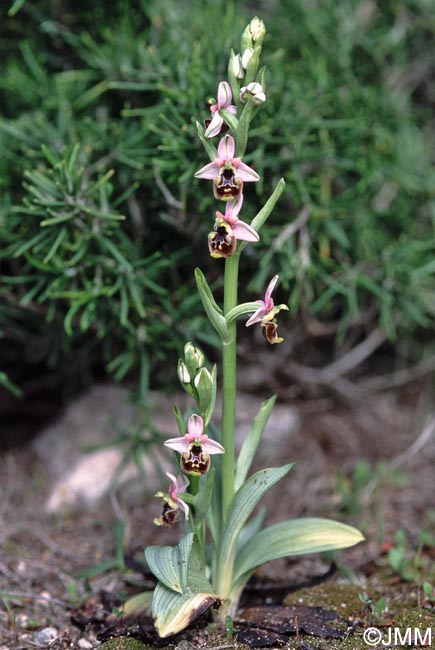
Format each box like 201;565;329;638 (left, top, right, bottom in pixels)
125;17;364;637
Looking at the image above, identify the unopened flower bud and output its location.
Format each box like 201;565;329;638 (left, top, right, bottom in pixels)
177;359;191;385
184;342;205;377
249;17;266;45
241;47;254;70
229;51;244;79
194;368;214;411
240;82;266;105
241;23;253;51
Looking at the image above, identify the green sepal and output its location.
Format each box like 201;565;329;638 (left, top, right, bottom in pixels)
219;108;239;135
256;65;266;92
195;268;230;343
243;45;261;86
196;121;217;162
225;301;262;325
145;533;194;594
215;464;295;598
234;395;277;491
238;178;286;253
234;97;255;158
227;49;242;111
234;518;365;583
195;364;217;425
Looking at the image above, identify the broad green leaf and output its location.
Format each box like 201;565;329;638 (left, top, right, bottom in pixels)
215;464;294;597
234;518;365;582
145;533;193;594
236;508;265;555
234;395;276;491
151;580;219;638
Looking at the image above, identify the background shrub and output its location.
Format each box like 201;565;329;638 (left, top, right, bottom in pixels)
1;0;434;433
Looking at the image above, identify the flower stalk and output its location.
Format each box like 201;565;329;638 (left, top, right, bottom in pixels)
221;254;240;518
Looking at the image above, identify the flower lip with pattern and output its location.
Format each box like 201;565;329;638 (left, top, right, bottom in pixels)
153;472;190;527
195;135;260;202
208;196;259;258
164;414;225;475
205;81;237;138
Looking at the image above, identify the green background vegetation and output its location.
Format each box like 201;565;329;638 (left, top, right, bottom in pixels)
1;0;434;415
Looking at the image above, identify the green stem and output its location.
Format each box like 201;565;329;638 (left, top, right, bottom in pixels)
221;254;240;521
188;475;206;565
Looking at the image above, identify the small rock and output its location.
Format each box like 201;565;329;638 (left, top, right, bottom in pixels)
33;627;58;646
78;639;93;649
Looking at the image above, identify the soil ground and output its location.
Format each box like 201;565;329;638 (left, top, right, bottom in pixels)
1;381;435;649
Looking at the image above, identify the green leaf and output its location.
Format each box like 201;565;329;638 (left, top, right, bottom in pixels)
196;121;217;162
234;395;276;491
234;518;365;582
151;580;219;638
238;179;286;254
172;405;187;436
195;268;230;343
145;533;194;594
215;464;295;597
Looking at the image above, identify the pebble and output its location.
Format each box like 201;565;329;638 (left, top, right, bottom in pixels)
33;627;58;645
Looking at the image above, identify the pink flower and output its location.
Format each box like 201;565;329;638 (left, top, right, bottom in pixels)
164;414;225;475
195;134;259;202
246;275;289;344
208;196;259;258
205;82;237;138
154;472;190;527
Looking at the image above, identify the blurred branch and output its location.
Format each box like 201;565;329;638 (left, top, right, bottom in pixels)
271;204;310;252
286;327;386;384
